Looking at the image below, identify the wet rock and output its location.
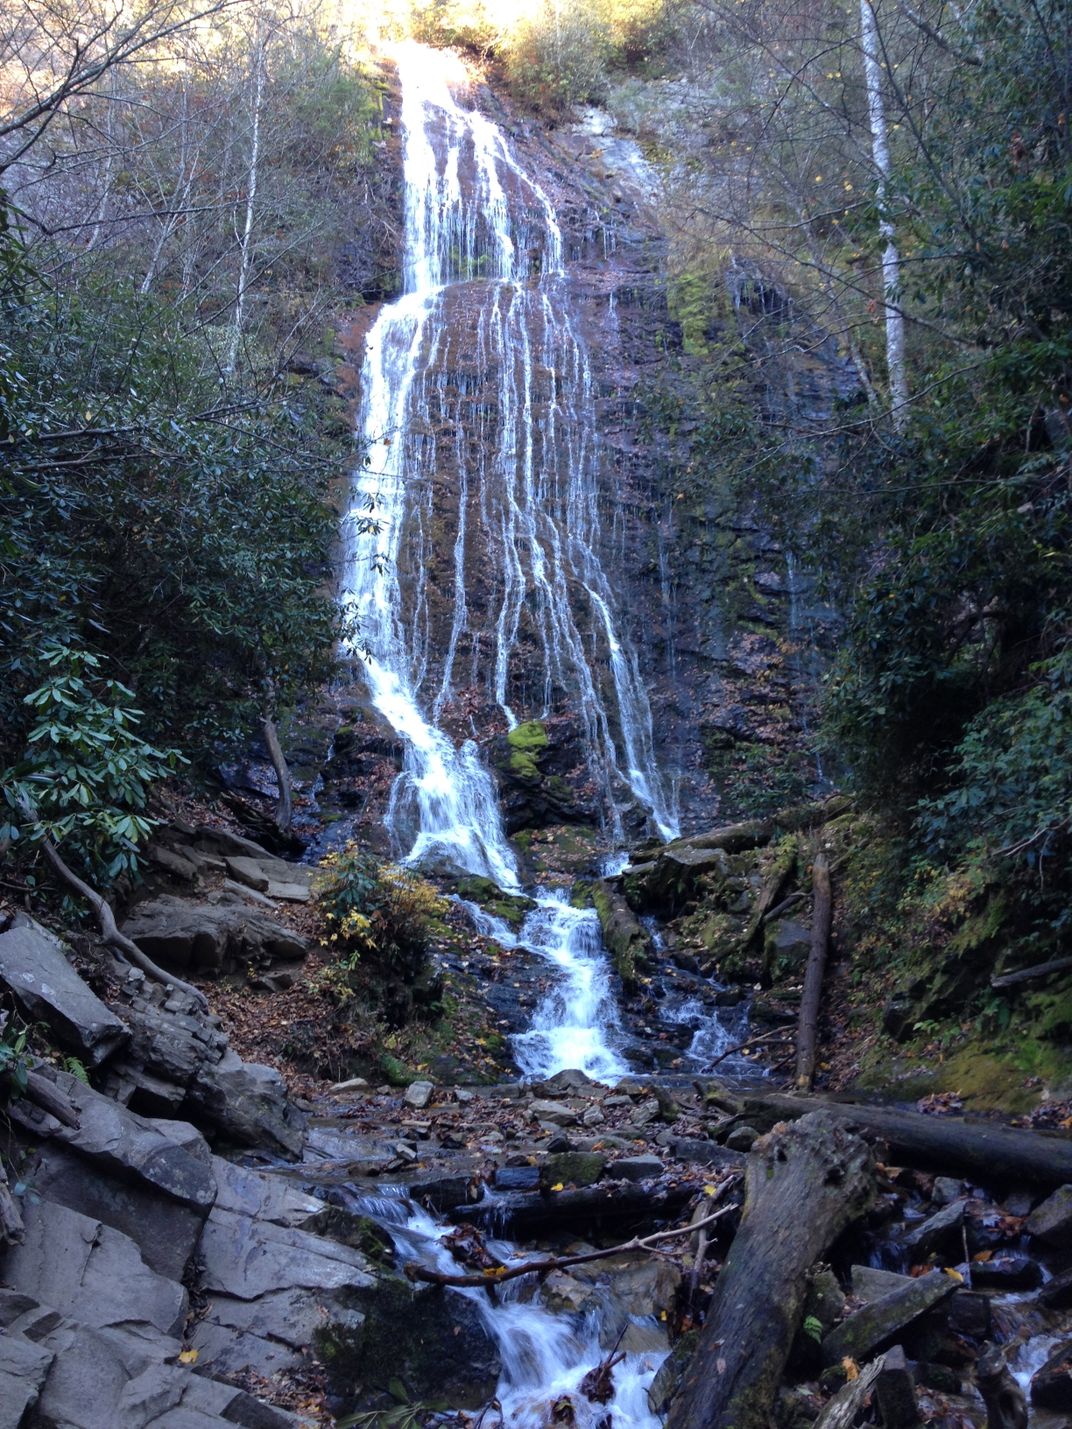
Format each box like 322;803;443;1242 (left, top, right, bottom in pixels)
403;1079;435;1109
648;1329;699;1415
317;1276;501;1412
611;1154;665;1182
822;1271;955;1367
968;1253;1042;1290
590;880;653;989
0;1326;53;1427
1031;1339;1072;1413
628;842;732;915
1040;1265;1072;1309
540;1151;606;1189
901;1198;967;1263
1025;1184;1072;1248
539;1068;600;1095
0;916;129;1066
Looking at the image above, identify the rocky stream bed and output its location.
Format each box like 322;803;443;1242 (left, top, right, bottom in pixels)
2;824;1071;1429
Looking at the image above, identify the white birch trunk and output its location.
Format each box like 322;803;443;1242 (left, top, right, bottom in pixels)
860;0;910;429
225;18;266;375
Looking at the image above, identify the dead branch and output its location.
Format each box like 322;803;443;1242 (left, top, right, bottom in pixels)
404;1202;739;1289
705;1025;793;1068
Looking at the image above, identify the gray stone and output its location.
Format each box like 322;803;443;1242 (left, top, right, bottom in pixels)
628;1096;661;1128
0;1289;297;1428
121;892;308;974
611;1154;665;1182
539;1067;601;1095
42;1067;218;1211
223;855;315;896
29;1142;206;1280
901;1197;967;1263
0;1331;53;1429
582;1104;605;1126
969;1253;1042;1290
932;1177;964;1206
529;1098;579;1127
1;1198;187;1336
851;1264;916;1303
0;917;129;1066
1025;1184;1072;1248
1032;1339;1072;1413
210;1157;323;1227
1040;1265;1072;1309
403;1079;435;1109
725;1124;761;1151
186;1049;305;1158
822;1271;955;1367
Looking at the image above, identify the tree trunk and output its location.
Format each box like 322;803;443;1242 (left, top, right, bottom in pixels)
666;1113;875;1429
740;1091;1072;1188
261;713;293;834
860;0;910;428
225;13;266;375
795;851;832;1088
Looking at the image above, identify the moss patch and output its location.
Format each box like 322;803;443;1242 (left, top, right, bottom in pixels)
506;719;548;780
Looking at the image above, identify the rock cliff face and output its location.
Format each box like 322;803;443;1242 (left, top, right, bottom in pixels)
312;69;855;859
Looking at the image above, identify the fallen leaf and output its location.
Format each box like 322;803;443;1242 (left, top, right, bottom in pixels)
842;1357;860;1381
178;1349;198;1365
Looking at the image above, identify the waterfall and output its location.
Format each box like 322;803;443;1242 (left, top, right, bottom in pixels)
339;42;678;887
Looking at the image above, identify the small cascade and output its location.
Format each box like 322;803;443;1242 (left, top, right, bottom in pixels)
342;1185;667;1428
339;41;678;882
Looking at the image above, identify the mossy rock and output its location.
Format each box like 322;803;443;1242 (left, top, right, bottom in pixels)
301;1206;394;1265
455;875;536;929
506;719;548;781
539;1151;607;1190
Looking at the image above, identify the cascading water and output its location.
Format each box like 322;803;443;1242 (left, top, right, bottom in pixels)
339;42;678;889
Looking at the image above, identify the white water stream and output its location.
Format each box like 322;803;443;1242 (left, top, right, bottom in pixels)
348;1188;667;1429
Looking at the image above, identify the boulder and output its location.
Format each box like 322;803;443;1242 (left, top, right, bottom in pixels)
223;855;315;902
969;1252;1042;1290
1031;1339;1072;1413
539;1151;606;1189
611;1154;665;1182
0;1289;298;1428
315;1276;501;1412
901;1197;967;1263
1025;1183;1072;1248
529;1098;580;1127
105;972;305;1158
121;891;308;974
0;917;129;1066
851;1264;916;1303
0;1199;187;1337
403;1079;435;1109
192;1197;378;1379
822;1271;955;1367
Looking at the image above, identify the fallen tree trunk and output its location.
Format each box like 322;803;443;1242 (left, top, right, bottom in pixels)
666;1112;874;1429
452;1179;706;1239
261;712;293;835
991;956;1072;990
739;1092;1072;1188
795;851;832;1088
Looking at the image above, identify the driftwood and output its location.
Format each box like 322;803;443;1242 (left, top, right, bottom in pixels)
991;955;1072;990
665;1113;875;1429
260;712;293;834
813;1355;885;1428
16;797;208;1008
405;1202;738;1289
795;851;832;1089
740;1091;1072;1188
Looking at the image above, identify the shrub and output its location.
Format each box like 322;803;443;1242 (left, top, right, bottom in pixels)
316;844;448;973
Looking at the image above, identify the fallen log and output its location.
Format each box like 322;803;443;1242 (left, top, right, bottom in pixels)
976;1344;1028;1429
795;851;832;1089
452;1179;707;1239
991;955;1072;990
813;1355;885;1429
666;1112;875;1429
739;1091;1072;1188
